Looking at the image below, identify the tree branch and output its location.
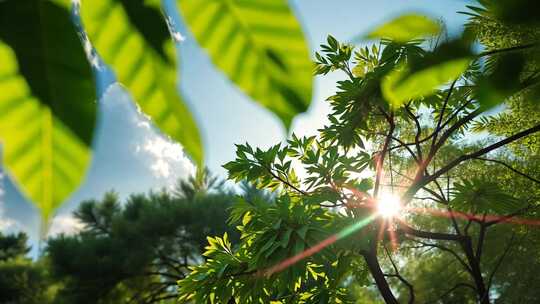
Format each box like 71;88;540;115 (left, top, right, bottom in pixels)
375;132;419;163
436;283;477;302
405;104;424;161
432;123;540;182
374;109;395;197
475;218;487;262
478;43;538;58
405;123;540;203
407;238;472;274
483;233;517;303
431;80;457;151
384;245;415;304
474;157;540;184
362;251;399;304
264;165;307;195
398;221;466;242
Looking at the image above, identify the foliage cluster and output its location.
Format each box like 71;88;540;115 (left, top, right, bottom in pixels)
0;171;245;304
177;1;540;303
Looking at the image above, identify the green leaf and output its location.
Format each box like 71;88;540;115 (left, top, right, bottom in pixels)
0;1;96;221
80;0;203;165
367;14;441;42
391;40;472;104
295;226;309;240
327;35;339;51
242;211;252;226
293;239;305;256
451;178;525;214
178;0;313;128
476;53;526;109
280;228;293;248
352;62;366;78
382;57;470;108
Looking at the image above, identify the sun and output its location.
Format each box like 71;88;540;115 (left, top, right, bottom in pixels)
376;192;402;218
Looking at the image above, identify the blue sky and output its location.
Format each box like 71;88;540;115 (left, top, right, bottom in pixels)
0;0;472;254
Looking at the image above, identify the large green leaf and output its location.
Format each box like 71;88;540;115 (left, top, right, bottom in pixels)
382;58;470;108
178;0;313;128
451;178;525;214
382;41;472;108
0;0;96;220
80;0;203;165
366;14;441;42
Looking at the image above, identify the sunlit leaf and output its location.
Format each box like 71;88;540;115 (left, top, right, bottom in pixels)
80;0;203;165
451;178;525;214
367;14;441;42
178;0;313;128
0;0;96;221
381;52;470;108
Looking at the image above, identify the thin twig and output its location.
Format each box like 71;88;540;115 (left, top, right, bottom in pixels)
474;157;540;184
383;245;415;304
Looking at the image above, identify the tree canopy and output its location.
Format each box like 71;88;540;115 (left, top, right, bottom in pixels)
46;171;240;303
0;171;247;304
177;1;540;303
0;232;51;303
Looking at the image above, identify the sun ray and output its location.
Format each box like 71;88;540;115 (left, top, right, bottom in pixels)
263;214;377;276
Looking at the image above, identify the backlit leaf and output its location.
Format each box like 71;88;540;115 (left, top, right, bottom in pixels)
367;14;441;42
0;0;96;221
80;0;203;165
382;59;468;108
178;0;313;128
451;178;525;214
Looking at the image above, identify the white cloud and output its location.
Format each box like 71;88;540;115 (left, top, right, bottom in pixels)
0;216;17;233
124;92;196;185
151;158;171;178
140;136;196;182
47;214;85;237
136;120;151;130
96;85;196;191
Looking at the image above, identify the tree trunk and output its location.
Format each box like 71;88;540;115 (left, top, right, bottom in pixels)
363;251;399;304
461;238;490;304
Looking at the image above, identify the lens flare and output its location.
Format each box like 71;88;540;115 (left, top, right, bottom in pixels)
377;192;402;218
263;214;377;276
405;206;540;226
262;188;540;278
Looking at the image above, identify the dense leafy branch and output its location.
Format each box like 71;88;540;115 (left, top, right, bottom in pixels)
178;5;540;303
474;157;540;184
